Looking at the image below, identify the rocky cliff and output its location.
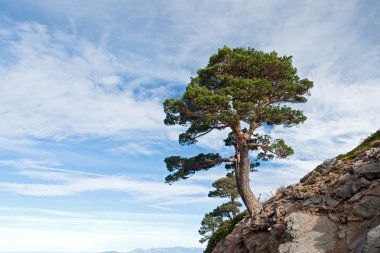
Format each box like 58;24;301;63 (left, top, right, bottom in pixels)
211;131;380;253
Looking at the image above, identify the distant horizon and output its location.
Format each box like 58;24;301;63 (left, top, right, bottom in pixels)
0;246;205;253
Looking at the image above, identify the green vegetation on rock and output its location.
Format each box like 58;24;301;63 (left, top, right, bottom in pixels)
336;129;380;161
204;210;248;253
300;129;380;183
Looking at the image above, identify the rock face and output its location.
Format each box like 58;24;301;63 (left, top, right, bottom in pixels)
278;212;336;253
212;139;380;253
354;224;380;253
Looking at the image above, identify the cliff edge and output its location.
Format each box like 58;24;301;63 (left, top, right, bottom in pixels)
211;131;380;253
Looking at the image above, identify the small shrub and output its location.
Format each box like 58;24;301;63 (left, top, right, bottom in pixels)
204;210;248;253
275;186;287;197
299;164;323;183
336;129;380;161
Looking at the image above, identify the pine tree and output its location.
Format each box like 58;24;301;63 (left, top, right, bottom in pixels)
198;212;223;244
164;46;313;216
208;172;241;220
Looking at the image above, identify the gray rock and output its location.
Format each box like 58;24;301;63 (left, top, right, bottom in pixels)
278;212;336;253
352;177;371;192
338;227;346;240
339;173;352;183
325;196;340;207
348;191;365;203
303;196;322;206
372;147;380;157
327;213;339;222
372;184;380;196
354;224;380;253
334;182;353;200
355;163;380;180
366;147;380;159
352;195;380;218
323;158;337;169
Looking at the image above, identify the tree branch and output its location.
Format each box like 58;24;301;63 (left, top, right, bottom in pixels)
248;142;268;150
165;154;237;184
244;123;259;140
244;98;279;140
181;101;201;117
195;157;237;170
193;128;214;139
248;140;293;158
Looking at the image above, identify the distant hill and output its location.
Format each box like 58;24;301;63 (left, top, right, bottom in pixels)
127;247;203;253
101;247;203;253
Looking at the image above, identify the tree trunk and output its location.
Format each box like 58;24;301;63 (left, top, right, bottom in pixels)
234;141;262;217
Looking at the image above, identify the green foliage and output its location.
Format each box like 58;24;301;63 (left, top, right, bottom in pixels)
208;173;239;199
199;172;242;244
224;129;293;154
204;210;248;253
208;172;242;220
198;212;223;244
268;138;294;158
164;153;222;183
164;46;313;146
336;129;380;161
211;201;242;220
224;129;294;169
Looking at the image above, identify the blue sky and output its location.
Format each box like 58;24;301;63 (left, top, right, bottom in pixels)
0;0;379;251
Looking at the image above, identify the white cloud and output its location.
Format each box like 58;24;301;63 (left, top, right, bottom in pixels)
0;206;91;218
0;159;210;205
271;78;380;161
251;159;320;197
98;74;121;87
109;143;159;156
0;22;167;140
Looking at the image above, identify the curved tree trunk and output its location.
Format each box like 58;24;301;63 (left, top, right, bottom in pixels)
234;141;262;217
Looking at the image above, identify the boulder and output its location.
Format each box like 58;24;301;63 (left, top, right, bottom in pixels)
354;224;380;253
278;212;336;253
355;163;380;180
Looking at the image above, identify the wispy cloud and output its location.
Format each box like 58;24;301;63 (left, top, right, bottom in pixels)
0;21;167;141
0;159;210;205
108;143;159;156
